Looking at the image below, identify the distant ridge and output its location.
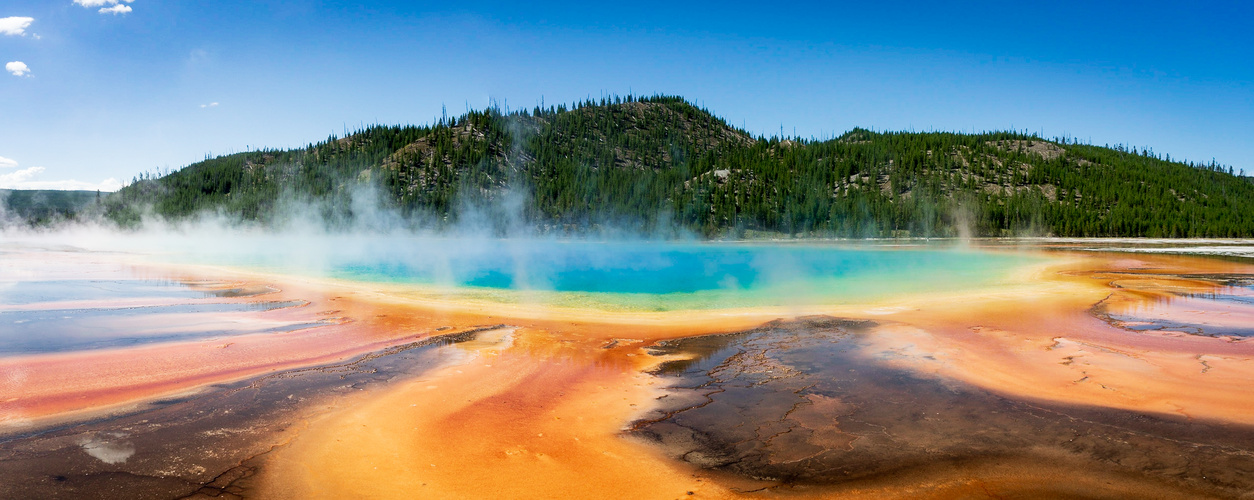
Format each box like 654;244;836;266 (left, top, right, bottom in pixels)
1;189;99;225
104;95;1254;238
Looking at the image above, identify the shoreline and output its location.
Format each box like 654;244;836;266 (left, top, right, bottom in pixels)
3;242;1254;498
5;245;1249;435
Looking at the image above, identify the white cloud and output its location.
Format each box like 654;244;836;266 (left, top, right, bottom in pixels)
74;0;131;7
6;61;30;77
74;0;135;14
0;166;44;186
0;16;34;36
0;166;123;191
99;4;132;14
0;156;17;168
200;102;219;108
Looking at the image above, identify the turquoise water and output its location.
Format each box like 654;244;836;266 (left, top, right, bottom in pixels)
10;238;1041;312
147;238;1040;311
312;240;1039;311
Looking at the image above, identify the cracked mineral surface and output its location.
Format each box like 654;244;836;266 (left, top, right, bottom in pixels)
0;324;497;499
634;316;1254;498
5;242;1254;499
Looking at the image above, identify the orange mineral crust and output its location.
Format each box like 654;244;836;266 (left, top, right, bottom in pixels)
5;245;1254;499
0;268;482;432
239;250;1254;499
0;254;769;434
252;329;736;499
860;251;1254;425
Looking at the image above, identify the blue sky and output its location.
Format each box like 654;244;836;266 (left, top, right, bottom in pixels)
1;1;1251;190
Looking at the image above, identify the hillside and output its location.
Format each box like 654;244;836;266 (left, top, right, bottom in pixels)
104;95;1254;238
2;189;100;225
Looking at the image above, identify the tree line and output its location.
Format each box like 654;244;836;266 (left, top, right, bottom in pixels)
102;94;1254;238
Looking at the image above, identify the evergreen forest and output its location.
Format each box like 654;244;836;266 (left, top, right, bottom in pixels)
96;95;1254;238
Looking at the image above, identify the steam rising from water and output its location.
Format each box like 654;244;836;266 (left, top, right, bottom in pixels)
0;186;1033;311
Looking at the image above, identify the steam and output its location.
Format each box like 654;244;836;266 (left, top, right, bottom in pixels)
2;172;1000;316
949;198;976;246
1;181;690;292
0;190;9;226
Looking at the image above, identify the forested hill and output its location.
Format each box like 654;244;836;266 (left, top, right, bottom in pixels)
2;189;100;225
104;95;1254;238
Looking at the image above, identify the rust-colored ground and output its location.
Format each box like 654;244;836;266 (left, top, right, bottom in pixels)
252;250;1254;498
3;246;1254;498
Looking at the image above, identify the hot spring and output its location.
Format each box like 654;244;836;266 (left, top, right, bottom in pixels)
6;235;1252;500
161;238;1043;311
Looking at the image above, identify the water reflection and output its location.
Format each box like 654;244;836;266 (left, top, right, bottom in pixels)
78;432;136;465
1101;274;1254;338
0;279;320;354
0;279;205;305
